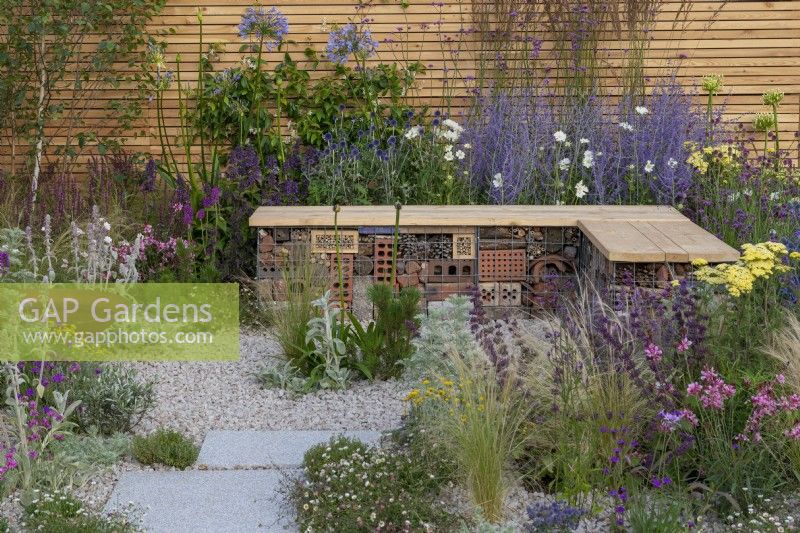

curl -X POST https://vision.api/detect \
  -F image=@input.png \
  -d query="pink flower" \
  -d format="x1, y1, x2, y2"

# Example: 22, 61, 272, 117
786, 424, 800, 441
677, 337, 693, 352
738, 375, 800, 443
644, 343, 663, 363
687, 367, 735, 410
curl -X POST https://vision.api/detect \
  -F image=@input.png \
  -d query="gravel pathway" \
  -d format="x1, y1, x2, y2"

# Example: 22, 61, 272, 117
0, 329, 410, 529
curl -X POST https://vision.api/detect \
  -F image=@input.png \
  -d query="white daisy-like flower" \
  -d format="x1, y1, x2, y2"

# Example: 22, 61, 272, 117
444, 151, 454, 162
439, 129, 460, 142
575, 180, 589, 199
644, 160, 655, 173
455, 150, 465, 160
404, 126, 422, 140
769, 191, 780, 201
667, 157, 678, 169
103, 236, 113, 244
619, 122, 634, 132
564, 140, 572, 148
462, 143, 471, 149
443, 118, 463, 133
579, 138, 590, 144
553, 130, 567, 143
582, 150, 594, 169
635, 106, 649, 115
558, 157, 571, 171
103, 221, 112, 231
492, 173, 503, 188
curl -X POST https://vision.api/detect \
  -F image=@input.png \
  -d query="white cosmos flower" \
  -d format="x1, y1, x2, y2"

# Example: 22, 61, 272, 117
635, 106, 649, 115
644, 160, 655, 173
444, 151, 454, 162
579, 138, 590, 144
619, 122, 634, 132
553, 130, 567, 143
462, 143, 471, 149
575, 180, 589, 199
582, 150, 594, 169
455, 150, 465, 160
558, 157, 571, 171
438, 129, 460, 142
667, 158, 678, 169
492, 173, 503, 188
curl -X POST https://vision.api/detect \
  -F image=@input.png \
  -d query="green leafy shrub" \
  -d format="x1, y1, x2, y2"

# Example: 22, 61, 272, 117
69, 365, 155, 435
292, 435, 447, 531
0, 516, 8, 533
23, 489, 140, 533
132, 430, 198, 470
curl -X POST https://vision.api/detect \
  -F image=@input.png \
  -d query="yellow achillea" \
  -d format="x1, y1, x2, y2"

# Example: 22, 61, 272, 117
693, 241, 795, 297
685, 142, 741, 178
404, 377, 455, 406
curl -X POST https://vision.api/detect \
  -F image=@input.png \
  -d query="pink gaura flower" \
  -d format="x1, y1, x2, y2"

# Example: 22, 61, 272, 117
737, 375, 800, 443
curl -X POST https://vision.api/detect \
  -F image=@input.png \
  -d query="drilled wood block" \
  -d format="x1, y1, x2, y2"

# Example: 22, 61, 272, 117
424, 282, 473, 302
497, 283, 522, 306
310, 230, 359, 254
479, 248, 526, 281
374, 237, 395, 283
452, 233, 476, 259
479, 282, 498, 306
420, 259, 475, 283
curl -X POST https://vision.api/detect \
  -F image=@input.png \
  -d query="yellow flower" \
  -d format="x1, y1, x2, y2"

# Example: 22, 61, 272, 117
692, 258, 709, 267
790, 252, 800, 260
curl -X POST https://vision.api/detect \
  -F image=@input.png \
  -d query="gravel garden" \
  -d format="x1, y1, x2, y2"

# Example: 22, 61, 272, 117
2, 1, 800, 532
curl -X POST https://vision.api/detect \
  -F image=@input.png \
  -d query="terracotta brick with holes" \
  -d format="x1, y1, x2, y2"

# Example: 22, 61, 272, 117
479, 248, 526, 281
327, 253, 354, 307
420, 259, 475, 283
374, 237, 395, 283
479, 282, 498, 306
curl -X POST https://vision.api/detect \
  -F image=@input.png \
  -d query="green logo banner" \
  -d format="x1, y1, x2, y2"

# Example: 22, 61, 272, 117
0, 284, 240, 361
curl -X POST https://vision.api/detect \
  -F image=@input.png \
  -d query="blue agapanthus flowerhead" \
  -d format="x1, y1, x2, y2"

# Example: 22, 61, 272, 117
238, 6, 289, 51
325, 23, 378, 65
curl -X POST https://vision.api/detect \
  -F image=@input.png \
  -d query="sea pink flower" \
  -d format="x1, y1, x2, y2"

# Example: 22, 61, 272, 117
687, 367, 735, 410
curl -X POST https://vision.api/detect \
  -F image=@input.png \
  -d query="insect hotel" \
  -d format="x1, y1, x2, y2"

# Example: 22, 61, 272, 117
249, 205, 739, 317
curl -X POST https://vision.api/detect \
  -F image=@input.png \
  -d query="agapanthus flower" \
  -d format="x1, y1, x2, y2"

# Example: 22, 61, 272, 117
238, 6, 289, 51
326, 23, 378, 65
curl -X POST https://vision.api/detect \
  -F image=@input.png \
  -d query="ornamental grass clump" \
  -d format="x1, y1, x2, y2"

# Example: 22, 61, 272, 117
292, 436, 446, 531
405, 353, 529, 523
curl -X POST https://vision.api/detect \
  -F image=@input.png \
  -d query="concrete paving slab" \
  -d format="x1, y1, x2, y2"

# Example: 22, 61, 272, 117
196, 430, 383, 469
105, 470, 298, 533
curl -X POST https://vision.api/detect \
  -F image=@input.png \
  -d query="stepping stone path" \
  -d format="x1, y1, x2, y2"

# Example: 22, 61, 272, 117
105, 430, 383, 533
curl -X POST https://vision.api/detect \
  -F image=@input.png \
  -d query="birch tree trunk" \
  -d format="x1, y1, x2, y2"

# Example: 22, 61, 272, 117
30, 37, 47, 212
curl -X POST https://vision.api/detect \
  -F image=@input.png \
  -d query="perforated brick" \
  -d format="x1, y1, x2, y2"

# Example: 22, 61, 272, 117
479, 282, 498, 306
497, 283, 522, 306
420, 259, 474, 283
327, 253, 354, 307
374, 237, 395, 283
479, 249, 526, 281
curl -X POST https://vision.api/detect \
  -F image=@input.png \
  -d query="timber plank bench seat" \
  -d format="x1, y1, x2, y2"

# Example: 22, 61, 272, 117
249, 205, 739, 314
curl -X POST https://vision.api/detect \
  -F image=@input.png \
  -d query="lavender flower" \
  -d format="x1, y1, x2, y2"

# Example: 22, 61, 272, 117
325, 23, 378, 65
238, 6, 288, 51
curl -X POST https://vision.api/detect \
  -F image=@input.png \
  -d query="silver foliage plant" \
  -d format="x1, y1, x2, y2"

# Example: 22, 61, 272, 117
0, 205, 143, 284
